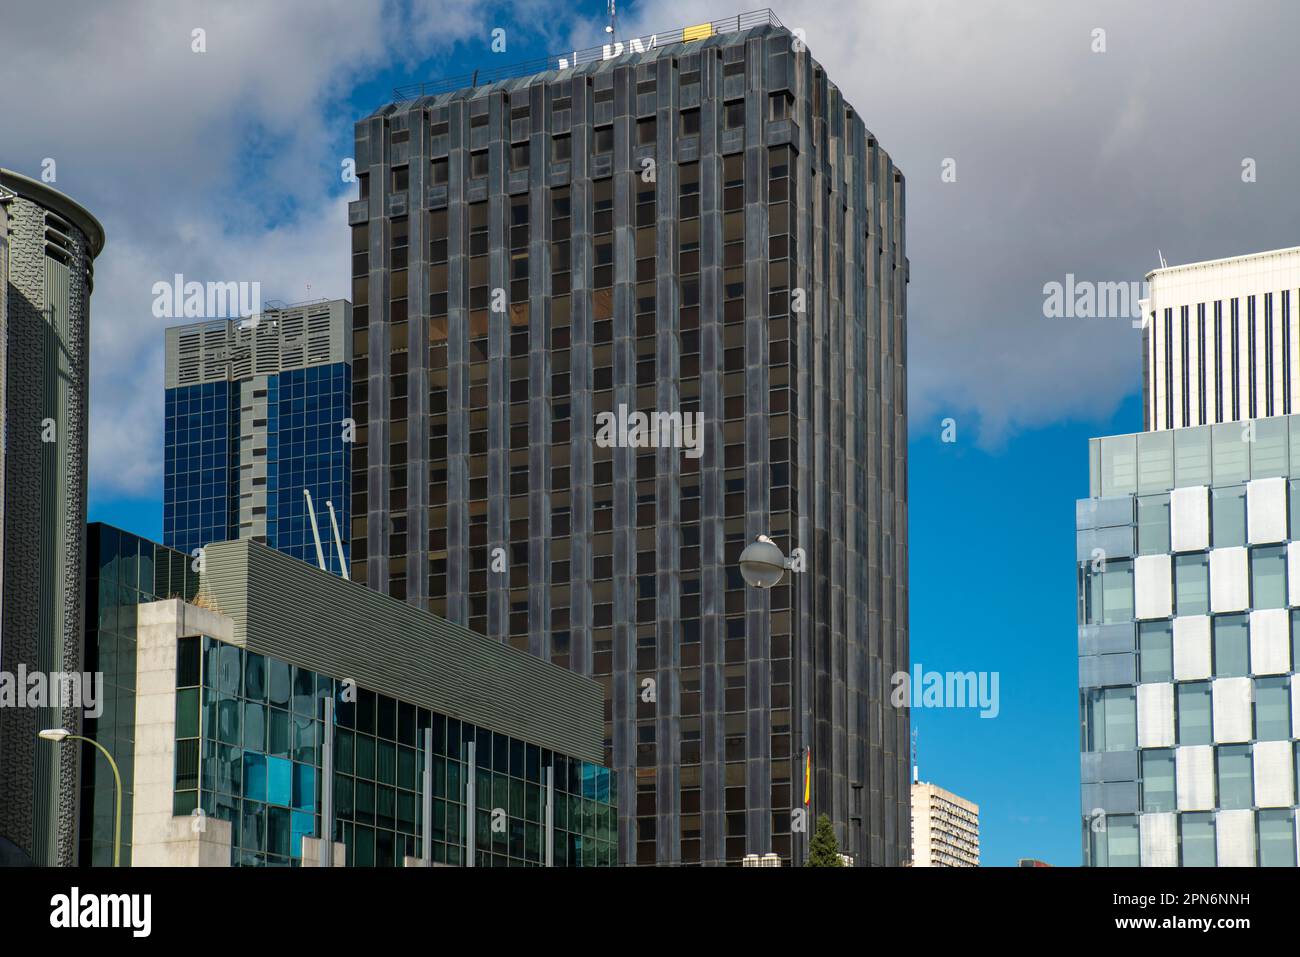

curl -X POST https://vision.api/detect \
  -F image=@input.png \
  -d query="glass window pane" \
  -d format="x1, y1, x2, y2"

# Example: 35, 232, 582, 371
244, 752, 268, 802
268, 708, 290, 758
1216, 745, 1252, 809
336, 729, 354, 775
176, 687, 200, 738
267, 755, 293, 806
355, 734, 376, 779
293, 713, 316, 764
1174, 552, 1208, 616
1100, 435, 1137, 497
377, 741, 397, 785
1251, 545, 1286, 609
242, 801, 266, 852
1141, 749, 1175, 812
1258, 810, 1297, 867
217, 697, 240, 746
216, 644, 241, 695
1174, 427, 1212, 487
243, 653, 266, 701
1103, 687, 1136, 751
1255, 677, 1290, 740
1180, 812, 1216, 866
293, 762, 317, 812
1213, 614, 1249, 677
268, 659, 291, 708
267, 806, 291, 858
243, 701, 266, 752
1177, 682, 1212, 745
1252, 416, 1288, 478
290, 810, 314, 859
1139, 620, 1173, 683
1212, 423, 1250, 485
1106, 815, 1139, 866
1101, 560, 1134, 624
1137, 494, 1171, 554
398, 746, 416, 790
1137, 431, 1174, 493
292, 667, 315, 714
1212, 486, 1246, 547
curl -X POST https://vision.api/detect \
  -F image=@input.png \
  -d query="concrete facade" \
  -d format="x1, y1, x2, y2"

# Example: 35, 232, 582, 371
131, 600, 234, 867
0, 169, 104, 866
910, 781, 980, 867
1141, 246, 1300, 431
351, 15, 908, 866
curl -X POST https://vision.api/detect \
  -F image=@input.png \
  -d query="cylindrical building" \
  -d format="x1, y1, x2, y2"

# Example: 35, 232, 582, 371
0, 168, 104, 866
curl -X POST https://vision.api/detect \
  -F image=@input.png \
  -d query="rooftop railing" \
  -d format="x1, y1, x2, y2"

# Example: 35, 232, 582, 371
389, 8, 785, 103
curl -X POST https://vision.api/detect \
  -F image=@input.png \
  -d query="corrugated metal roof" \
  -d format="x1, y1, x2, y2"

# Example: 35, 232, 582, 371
200, 539, 604, 763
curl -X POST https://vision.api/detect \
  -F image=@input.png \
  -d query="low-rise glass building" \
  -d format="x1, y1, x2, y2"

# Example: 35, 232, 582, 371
1077, 419, 1300, 866
84, 524, 615, 866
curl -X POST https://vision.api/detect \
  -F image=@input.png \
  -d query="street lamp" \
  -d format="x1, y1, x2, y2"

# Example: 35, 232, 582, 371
737, 534, 799, 864
738, 535, 791, 588
39, 729, 122, 867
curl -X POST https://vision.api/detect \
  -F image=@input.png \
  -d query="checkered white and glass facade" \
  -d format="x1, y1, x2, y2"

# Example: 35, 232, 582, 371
1078, 416, 1300, 866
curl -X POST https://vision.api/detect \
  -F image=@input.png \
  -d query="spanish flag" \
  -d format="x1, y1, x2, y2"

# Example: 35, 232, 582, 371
802, 746, 811, 806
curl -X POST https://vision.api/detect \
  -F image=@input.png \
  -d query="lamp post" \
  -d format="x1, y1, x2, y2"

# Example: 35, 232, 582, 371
39, 728, 121, 867
737, 535, 797, 864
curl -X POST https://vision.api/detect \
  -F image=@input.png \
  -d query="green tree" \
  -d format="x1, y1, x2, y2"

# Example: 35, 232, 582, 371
805, 813, 845, 867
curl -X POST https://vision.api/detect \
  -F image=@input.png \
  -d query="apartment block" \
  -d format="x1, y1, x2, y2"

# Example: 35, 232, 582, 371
910, 781, 979, 867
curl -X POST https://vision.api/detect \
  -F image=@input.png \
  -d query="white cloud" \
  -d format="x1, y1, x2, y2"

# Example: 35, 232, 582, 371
1, 0, 488, 498
616, 0, 1300, 446
7, 0, 1299, 512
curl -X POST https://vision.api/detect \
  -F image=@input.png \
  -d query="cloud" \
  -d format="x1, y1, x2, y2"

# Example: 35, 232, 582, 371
615, 0, 1300, 446
7, 0, 1299, 511
0, 0, 489, 498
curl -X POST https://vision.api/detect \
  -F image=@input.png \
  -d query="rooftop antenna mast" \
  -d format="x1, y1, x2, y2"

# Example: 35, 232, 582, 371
911, 728, 919, 784
1157, 249, 1167, 269
605, 0, 617, 42
303, 489, 329, 574
325, 499, 350, 581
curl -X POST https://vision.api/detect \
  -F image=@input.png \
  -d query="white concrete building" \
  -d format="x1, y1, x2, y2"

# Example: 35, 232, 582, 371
910, 781, 979, 867
1141, 246, 1300, 431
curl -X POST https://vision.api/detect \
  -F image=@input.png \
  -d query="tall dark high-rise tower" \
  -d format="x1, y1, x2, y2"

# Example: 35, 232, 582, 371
349, 11, 909, 866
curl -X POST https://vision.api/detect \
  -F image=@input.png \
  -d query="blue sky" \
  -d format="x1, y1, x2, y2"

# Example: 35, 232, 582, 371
11, 0, 1298, 867
908, 393, 1145, 865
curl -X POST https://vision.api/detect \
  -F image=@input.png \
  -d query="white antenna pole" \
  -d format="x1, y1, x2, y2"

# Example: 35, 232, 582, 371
606, 0, 617, 40
326, 500, 349, 581
303, 489, 328, 572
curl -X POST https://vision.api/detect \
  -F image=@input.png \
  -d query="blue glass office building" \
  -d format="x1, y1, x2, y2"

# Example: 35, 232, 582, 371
164, 379, 237, 564
163, 301, 352, 575
81, 526, 614, 867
